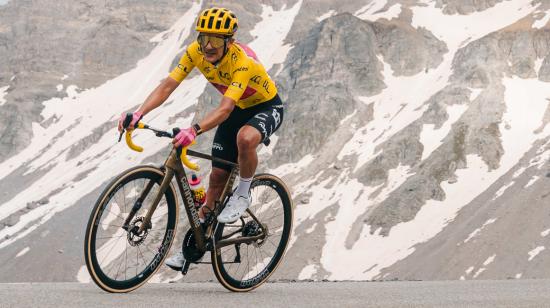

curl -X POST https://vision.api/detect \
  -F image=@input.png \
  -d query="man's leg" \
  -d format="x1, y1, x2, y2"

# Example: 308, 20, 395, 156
236, 125, 262, 178
199, 167, 229, 221
217, 125, 262, 223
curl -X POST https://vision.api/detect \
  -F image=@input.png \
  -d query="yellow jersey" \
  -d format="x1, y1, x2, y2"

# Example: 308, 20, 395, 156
169, 41, 278, 109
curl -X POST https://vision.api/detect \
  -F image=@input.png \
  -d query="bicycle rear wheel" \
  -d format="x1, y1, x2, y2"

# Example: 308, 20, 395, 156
211, 173, 293, 292
84, 166, 178, 293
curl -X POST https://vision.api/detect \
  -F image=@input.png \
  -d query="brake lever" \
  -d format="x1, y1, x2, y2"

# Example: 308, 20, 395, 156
118, 113, 133, 142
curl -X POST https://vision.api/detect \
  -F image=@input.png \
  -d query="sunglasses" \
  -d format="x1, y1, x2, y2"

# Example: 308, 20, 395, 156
197, 34, 228, 49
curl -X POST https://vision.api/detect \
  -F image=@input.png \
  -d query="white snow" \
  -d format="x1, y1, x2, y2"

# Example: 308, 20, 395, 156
483, 254, 496, 266
65, 85, 79, 98
0, 85, 9, 106
473, 267, 485, 278
298, 264, 318, 280
419, 104, 468, 161
411, 1, 538, 50
15, 247, 30, 258
492, 181, 515, 201
56, 84, 63, 92
355, 2, 402, 21
317, 10, 337, 22
513, 167, 527, 179
338, 55, 454, 172
463, 218, 497, 244
535, 57, 544, 74
339, 109, 357, 126
465, 266, 475, 275
515, 273, 523, 279
533, 11, 550, 29
525, 176, 540, 188
541, 229, 550, 237
249, 1, 303, 71
76, 265, 91, 283
305, 223, 317, 234
270, 154, 314, 177
61, 74, 69, 80
469, 88, 483, 102
0, 1, 306, 249
528, 246, 545, 261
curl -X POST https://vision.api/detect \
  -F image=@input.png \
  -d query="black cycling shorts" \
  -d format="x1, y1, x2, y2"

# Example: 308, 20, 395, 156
212, 94, 284, 171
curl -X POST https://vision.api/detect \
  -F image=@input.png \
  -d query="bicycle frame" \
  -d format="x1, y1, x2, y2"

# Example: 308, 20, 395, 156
120, 122, 268, 254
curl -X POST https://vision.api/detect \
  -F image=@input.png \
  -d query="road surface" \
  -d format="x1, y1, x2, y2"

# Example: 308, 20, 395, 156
2, 280, 550, 307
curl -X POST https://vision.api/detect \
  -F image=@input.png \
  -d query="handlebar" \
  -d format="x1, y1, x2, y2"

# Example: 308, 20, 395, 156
119, 115, 200, 171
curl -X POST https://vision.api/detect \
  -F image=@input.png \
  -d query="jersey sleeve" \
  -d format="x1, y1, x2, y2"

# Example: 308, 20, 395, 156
224, 64, 252, 102
169, 41, 199, 83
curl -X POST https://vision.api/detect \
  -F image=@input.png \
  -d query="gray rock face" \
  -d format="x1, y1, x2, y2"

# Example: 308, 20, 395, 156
435, 0, 505, 15
0, 0, 192, 162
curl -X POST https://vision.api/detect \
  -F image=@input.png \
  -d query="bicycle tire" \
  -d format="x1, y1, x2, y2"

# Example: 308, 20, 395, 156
84, 165, 178, 293
211, 173, 293, 292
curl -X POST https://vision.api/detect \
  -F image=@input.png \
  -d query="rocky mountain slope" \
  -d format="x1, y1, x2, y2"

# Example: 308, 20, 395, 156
0, 0, 549, 283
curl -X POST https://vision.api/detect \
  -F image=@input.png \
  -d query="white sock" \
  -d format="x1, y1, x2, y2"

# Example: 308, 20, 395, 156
235, 176, 253, 197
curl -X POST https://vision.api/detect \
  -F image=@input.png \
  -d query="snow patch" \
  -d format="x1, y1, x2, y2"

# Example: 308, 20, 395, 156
317, 10, 337, 22
483, 254, 496, 266
56, 84, 63, 92
66, 85, 79, 98
469, 88, 483, 101
305, 223, 317, 234
15, 247, 30, 258
270, 154, 314, 177
533, 11, 550, 29
525, 176, 540, 188
492, 181, 515, 201
420, 104, 468, 160
339, 109, 357, 125
355, 2, 401, 21
528, 246, 545, 261
535, 57, 544, 74
465, 266, 475, 275
298, 264, 318, 280
463, 218, 497, 244
0, 85, 9, 106
411, 1, 538, 50
541, 229, 550, 237
515, 273, 523, 279
61, 74, 69, 80
473, 267, 485, 278
249, 1, 303, 71
77, 265, 91, 283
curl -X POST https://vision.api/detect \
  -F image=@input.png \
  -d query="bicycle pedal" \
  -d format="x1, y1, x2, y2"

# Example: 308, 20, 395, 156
166, 264, 183, 271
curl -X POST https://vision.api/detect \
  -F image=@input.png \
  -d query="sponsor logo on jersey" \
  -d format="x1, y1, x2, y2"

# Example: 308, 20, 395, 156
233, 66, 248, 74
231, 81, 243, 89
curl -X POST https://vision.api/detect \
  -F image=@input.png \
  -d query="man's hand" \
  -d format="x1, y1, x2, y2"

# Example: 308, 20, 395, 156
172, 127, 197, 147
118, 111, 143, 132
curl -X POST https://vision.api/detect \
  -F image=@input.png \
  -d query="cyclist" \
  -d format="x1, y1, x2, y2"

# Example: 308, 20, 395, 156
117, 7, 284, 269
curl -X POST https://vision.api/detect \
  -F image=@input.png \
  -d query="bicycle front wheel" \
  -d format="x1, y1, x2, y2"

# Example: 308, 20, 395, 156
211, 173, 293, 292
84, 165, 178, 293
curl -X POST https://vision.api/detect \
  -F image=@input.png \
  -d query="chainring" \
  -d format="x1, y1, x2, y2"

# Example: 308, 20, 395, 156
182, 228, 206, 263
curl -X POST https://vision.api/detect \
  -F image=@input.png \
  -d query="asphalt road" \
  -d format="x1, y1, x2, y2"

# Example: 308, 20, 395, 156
2, 280, 550, 307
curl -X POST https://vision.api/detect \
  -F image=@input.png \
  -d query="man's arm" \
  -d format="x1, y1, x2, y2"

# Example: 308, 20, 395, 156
196, 96, 236, 133
136, 77, 180, 115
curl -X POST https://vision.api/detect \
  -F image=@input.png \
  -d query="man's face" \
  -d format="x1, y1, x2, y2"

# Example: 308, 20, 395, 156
198, 33, 230, 63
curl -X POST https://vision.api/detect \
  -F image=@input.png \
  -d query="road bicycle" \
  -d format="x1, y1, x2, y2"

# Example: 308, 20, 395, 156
84, 116, 293, 293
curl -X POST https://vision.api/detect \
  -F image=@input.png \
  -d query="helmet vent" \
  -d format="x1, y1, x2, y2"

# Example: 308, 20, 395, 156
208, 16, 214, 29
216, 19, 222, 30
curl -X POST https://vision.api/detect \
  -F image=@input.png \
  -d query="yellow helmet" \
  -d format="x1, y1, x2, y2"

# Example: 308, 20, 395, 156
195, 7, 238, 36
